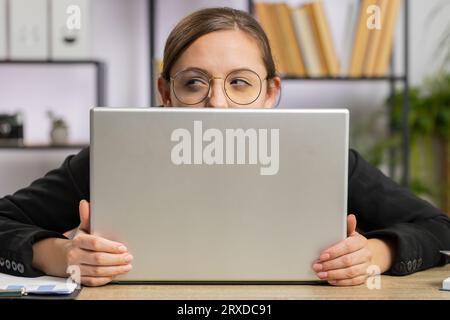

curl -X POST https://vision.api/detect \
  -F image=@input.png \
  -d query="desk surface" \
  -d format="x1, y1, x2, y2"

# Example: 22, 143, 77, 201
78, 265, 450, 300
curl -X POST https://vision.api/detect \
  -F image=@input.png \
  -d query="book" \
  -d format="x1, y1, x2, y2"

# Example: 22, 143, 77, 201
50, 0, 91, 60
274, 3, 305, 76
9, 0, 49, 60
363, 0, 389, 76
306, 1, 340, 76
291, 5, 324, 77
303, 3, 327, 76
0, 0, 6, 59
373, 0, 402, 76
266, 3, 292, 75
254, 2, 288, 75
341, 0, 360, 77
349, 0, 378, 77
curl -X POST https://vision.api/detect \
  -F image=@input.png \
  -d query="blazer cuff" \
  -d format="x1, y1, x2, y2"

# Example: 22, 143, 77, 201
0, 229, 67, 277
363, 224, 448, 276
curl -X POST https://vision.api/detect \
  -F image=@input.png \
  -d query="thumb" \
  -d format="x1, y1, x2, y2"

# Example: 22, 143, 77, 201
347, 214, 357, 236
79, 200, 91, 233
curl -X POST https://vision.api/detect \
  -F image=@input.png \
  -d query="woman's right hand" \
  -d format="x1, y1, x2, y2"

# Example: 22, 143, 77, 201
64, 200, 134, 286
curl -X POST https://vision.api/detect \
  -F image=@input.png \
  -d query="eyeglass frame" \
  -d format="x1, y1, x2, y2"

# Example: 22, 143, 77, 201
169, 68, 270, 106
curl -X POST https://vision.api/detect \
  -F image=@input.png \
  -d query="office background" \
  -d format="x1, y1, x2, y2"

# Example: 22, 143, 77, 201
0, 0, 449, 212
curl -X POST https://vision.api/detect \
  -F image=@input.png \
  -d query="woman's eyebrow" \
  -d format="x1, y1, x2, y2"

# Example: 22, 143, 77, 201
180, 67, 254, 75
180, 67, 211, 75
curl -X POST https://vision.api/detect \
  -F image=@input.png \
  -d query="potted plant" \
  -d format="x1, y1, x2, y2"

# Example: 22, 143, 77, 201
386, 72, 450, 211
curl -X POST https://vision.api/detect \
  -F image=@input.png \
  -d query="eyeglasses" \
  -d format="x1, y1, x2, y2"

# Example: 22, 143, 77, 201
170, 68, 267, 105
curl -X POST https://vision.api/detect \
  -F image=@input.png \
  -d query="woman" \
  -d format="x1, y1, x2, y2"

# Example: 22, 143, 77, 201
0, 7, 449, 287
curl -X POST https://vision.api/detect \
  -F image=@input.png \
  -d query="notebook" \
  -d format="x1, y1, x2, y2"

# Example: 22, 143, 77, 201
0, 273, 77, 297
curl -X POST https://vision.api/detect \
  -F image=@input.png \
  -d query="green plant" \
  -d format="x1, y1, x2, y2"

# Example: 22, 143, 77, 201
389, 73, 450, 140
386, 72, 450, 206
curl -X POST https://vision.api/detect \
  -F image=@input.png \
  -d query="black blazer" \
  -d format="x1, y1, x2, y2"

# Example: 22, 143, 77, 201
0, 147, 449, 277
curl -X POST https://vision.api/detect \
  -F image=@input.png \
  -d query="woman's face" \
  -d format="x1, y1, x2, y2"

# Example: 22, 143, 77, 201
158, 29, 281, 108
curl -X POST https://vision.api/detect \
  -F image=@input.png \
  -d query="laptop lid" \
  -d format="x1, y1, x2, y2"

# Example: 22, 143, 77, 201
90, 107, 348, 282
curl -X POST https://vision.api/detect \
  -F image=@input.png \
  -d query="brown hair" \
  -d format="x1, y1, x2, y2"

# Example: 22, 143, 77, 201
161, 7, 277, 81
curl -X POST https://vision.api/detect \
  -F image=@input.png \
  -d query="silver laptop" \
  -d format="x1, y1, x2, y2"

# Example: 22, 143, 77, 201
90, 107, 349, 282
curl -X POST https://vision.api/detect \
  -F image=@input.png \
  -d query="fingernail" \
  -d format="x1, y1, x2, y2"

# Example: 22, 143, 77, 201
124, 254, 133, 263
328, 280, 337, 285
319, 253, 330, 261
317, 272, 328, 279
118, 245, 127, 252
312, 263, 323, 272
123, 264, 132, 271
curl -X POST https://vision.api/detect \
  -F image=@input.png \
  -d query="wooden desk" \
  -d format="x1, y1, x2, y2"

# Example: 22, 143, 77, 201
78, 265, 450, 300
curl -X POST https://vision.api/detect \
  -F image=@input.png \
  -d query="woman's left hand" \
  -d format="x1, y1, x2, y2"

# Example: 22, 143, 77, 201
312, 214, 374, 286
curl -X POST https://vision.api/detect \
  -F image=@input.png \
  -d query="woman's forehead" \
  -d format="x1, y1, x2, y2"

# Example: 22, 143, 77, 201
171, 30, 266, 76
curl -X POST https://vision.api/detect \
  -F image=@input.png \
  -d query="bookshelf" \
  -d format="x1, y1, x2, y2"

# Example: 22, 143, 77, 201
0, 60, 107, 107
148, 0, 411, 187
0, 144, 88, 150
0, 60, 106, 150
281, 76, 406, 81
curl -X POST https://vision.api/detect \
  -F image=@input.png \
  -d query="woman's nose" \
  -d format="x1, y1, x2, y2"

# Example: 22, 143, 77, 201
205, 80, 229, 108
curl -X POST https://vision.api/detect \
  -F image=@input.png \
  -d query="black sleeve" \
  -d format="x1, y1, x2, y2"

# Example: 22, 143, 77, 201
0, 147, 90, 277
1, 147, 448, 277
348, 149, 450, 275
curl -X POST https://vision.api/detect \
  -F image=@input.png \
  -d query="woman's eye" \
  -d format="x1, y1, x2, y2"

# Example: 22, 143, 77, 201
185, 78, 208, 87
229, 79, 251, 86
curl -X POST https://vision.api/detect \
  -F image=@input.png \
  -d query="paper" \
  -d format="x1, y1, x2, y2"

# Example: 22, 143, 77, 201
0, 0, 6, 59
9, 0, 49, 60
438, 251, 450, 291
442, 277, 450, 291
0, 273, 77, 295
439, 250, 450, 257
